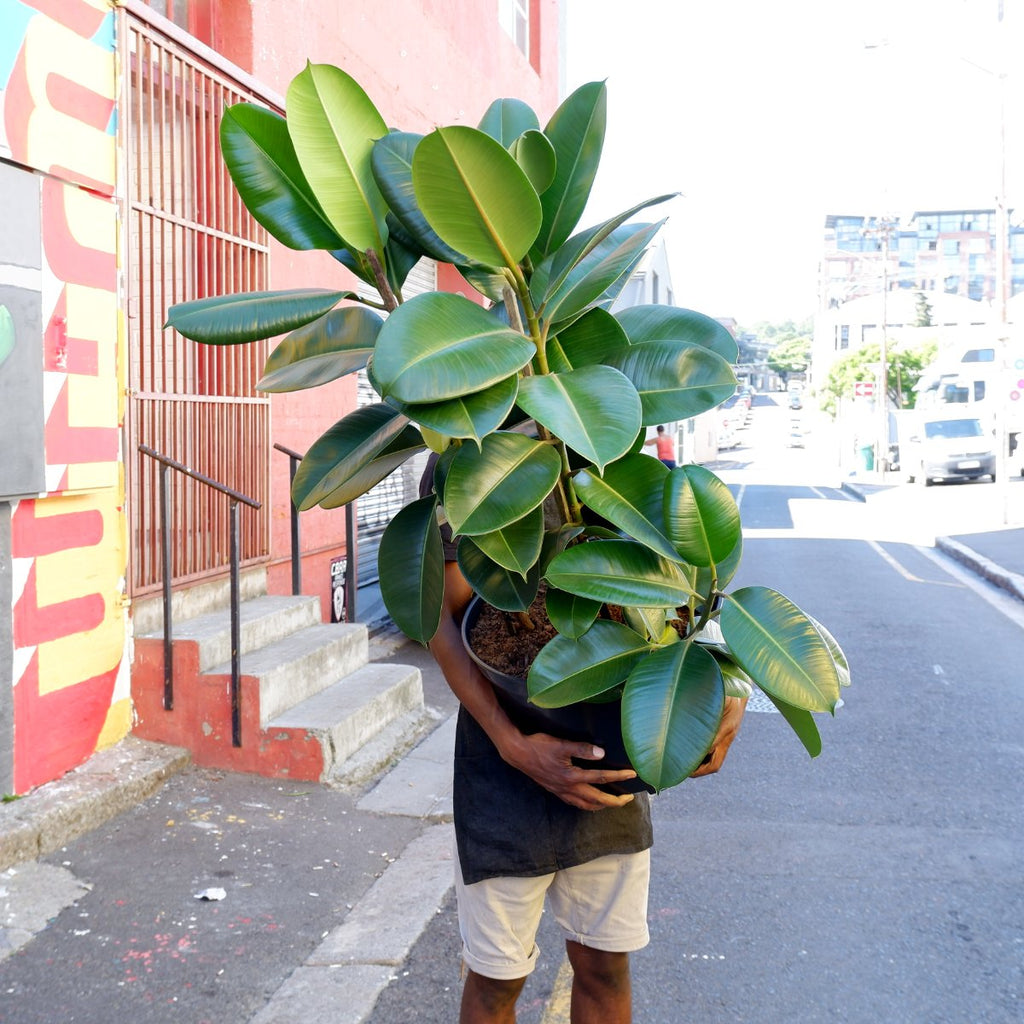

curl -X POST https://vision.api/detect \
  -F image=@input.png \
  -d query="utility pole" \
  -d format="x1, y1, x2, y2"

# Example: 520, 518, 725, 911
863, 216, 898, 473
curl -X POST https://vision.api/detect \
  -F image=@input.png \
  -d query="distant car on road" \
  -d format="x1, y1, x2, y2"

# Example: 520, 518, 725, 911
902, 415, 995, 485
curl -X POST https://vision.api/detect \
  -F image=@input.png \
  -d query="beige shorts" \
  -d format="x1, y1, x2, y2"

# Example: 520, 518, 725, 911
454, 846, 651, 980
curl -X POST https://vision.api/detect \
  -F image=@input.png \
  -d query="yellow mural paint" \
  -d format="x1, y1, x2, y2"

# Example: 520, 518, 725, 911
21, 16, 116, 188
66, 284, 118, 378
61, 182, 117, 257
95, 696, 133, 750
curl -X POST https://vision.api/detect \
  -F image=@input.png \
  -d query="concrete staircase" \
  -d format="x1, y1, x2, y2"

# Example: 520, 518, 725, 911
130, 569, 427, 783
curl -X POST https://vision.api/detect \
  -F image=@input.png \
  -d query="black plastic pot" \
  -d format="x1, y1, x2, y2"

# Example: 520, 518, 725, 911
460, 595, 653, 795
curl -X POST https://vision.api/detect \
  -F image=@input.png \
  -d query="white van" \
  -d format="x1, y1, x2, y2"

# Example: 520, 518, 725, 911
901, 415, 996, 486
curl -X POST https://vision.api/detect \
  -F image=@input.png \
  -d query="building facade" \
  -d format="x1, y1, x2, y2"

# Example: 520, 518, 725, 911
0, 0, 562, 795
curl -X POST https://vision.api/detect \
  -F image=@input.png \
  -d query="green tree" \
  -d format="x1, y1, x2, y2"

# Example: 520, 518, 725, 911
914, 292, 934, 327
818, 340, 938, 417
766, 332, 811, 378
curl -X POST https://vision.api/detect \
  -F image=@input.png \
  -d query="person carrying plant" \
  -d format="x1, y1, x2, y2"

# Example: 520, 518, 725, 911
424, 462, 746, 1024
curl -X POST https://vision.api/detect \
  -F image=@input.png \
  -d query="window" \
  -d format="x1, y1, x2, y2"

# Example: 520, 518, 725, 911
651, 269, 660, 304
499, 0, 530, 57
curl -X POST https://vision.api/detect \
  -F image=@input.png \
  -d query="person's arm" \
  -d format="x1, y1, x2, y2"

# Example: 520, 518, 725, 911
429, 561, 638, 811
690, 695, 747, 777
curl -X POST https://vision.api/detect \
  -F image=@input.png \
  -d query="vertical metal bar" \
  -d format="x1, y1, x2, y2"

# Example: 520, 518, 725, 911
160, 463, 174, 709
289, 455, 301, 595
230, 499, 242, 747
345, 502, 357, 622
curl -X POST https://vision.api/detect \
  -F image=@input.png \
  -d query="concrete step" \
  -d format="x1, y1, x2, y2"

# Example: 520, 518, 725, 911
145, 593, 323, 673
205, 622, 368, 726
266, 661, 424, 779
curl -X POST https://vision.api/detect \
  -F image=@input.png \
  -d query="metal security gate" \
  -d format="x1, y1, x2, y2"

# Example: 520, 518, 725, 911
120, 6, 275, 595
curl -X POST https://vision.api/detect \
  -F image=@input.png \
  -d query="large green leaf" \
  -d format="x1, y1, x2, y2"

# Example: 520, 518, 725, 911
468, 505, 544, 578
546, 307, 631, 373
616, 305, 740, 364
318, 425, 424, 509
517, 366, 641, 472
527, 620, 651, 707
719, 587, 842, 712
455, 536, 540, 612
220, 103, 345, 251
663, 464, 741, 568
510, 130, 557, 194
531, 195, 675, 308
694, 531, 743, 594
371, 133, 467, 265
258, 306, 382, 392
378, 495, 444, 642
572, 455, 678, 560
286, 63, 389, 254
372, 293, 535, 403
477, 97, 540, 145
444, 432, 562, 536
545, 588, 602, 639
622, 641, 724, 791
165, 289, 349, 344
537, 221, 665, 328
808, 614, 852, 687
606, 340, 738, 425
531, 81, 606, 260
764, 691, 822, 757
413, 126, 541, 267
291, 403, 408, 510
545, 539, 695, 608
387, 376, 518, 445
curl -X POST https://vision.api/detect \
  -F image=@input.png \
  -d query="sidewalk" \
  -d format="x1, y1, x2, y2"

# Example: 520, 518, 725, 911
2, 498, 1023, 1022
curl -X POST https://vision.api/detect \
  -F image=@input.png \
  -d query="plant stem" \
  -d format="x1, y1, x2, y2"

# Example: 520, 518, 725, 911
366, 249, 400, 311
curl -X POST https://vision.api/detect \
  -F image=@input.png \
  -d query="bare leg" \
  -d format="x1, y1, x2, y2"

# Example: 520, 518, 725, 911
460, 969, 527, 1024
566, 941, 632, 1024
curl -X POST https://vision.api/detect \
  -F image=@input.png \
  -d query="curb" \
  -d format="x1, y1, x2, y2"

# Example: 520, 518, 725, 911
935, 536, 1024, 603
0, 737, 190, 873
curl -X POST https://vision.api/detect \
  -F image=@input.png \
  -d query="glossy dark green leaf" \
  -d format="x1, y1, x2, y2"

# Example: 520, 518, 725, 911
527, 620, 651, 707
468, 505, 544, 578
455, 536, 540, 612
763, 690, 823, 757
701, 644, 755, 699
622, 641, 724, 790
545, 539, 695, 608
538, 221, 665, 328
663, 464, 741, 568
531, 81, 606, 260
720, 587, 842, 712
510, 130, 557, 194
387, 376, 519, 445
165, 290, 349, 344
371, 133, 468, 265
477, 97, 540, 145
257, 306, 383, 392
378, 495, 444, 642
694, 531, 743, 594
531, 195, 675, 307
517, 366, 641, 472
809, 615, 851, 687
291, 403, 408, 510
616, 305, 740, 364
544, 588, 602, 639
413, 126, 541, 267
572, 455, 678, 560
318, 425, 424, 509
444, 432, 562, 536
286, 62, 389, 254
546, 307, 631, 373
606, 340, 738, 425
372, 292, 535, 404
220, 103, 345, 251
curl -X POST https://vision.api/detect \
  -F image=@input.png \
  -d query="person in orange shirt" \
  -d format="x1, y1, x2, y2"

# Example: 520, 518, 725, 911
644, 424, 676, 468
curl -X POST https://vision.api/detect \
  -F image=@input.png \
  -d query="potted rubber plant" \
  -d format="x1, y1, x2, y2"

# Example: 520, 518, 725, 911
166, 63, 850, 792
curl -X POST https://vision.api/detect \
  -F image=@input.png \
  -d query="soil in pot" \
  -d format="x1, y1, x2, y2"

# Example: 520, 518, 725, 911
463, 589, 653, 795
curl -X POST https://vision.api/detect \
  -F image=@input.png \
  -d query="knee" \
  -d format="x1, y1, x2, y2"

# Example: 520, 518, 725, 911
463, 969, 527, 1015
566, 942, 631, 995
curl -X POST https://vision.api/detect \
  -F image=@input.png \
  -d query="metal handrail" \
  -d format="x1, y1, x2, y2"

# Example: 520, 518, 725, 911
138, 444, 261, 747
273, 443, 357, 620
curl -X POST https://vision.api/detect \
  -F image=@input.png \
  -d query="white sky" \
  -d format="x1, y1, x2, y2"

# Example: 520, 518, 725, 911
564, 0, 1024, 326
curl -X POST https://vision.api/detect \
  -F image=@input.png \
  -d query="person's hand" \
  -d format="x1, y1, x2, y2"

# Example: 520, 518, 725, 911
691, 696, 748, 778
499, 730, 638, 811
